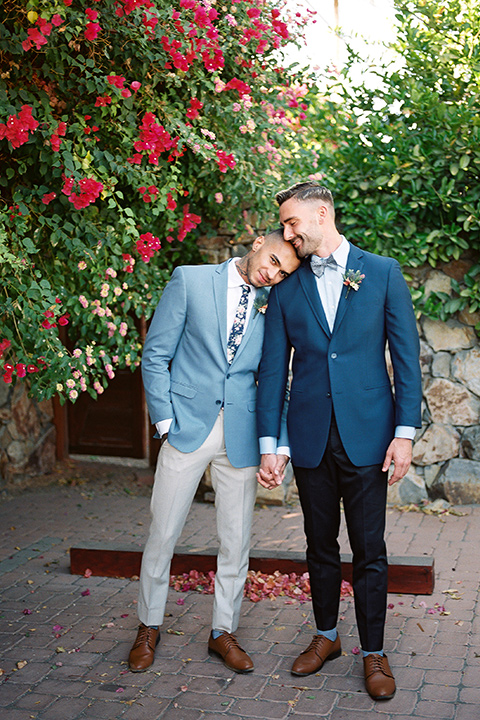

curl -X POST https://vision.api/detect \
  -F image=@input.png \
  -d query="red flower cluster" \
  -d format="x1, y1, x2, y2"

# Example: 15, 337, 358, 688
136, 232, 161, 262
41, 304, 70, 330
94, 95, 112, 107
85, 22, 101, 41
62, 175, 104, 209
186, 97, 203, 120
122, 253, 135, 273
177, 204, 201, 242
133, 112, 181, 165
215, 150, 236, 173
223, 78, 252, 96
42, 192, 57, 205
50, 121, 66, 152
3, 361, 43, 384
138, 185, 159, 203
0, 105, 39, 149
0, 339, 11, 358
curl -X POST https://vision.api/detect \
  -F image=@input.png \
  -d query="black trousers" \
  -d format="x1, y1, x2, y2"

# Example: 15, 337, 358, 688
293, 415, 388, 651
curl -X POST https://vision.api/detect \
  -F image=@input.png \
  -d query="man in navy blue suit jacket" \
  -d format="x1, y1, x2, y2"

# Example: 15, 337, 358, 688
256, 181, 422, 701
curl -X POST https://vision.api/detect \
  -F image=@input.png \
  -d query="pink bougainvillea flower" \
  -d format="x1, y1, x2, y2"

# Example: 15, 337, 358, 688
22, 609, 32, 615
166, 192, 176, 210
351, 646, 361, 655
0, 339, 12, 357
15, 364, 27, 378
51, 14, 64, 27
131, 81, 141, 92
94, 95, 111, 107
186, 97, 203, 120
27, 365, 39, 373
0, 105, 39, 149
85, 22, 101, 41
81, 589, 90, 597
85, 8, 99, 21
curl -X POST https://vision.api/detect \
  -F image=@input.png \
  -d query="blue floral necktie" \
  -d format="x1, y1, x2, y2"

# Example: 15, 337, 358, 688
227, 284, 250, 364
311, 254, 338, 277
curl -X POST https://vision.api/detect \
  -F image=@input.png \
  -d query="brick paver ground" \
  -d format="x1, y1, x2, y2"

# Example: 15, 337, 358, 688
0, 461, 479, 719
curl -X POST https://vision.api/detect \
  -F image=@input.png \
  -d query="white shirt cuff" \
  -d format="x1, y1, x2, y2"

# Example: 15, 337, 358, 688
395, 425, 416, 440
156, 419, 172, 436
259, 436, 277, 455
276, 445, 291, 458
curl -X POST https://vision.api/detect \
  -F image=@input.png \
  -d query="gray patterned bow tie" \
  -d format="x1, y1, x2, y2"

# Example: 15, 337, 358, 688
311, 254, 338, 278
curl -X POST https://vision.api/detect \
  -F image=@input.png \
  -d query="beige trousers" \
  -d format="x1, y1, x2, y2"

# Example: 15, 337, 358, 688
137, 410, 258, 632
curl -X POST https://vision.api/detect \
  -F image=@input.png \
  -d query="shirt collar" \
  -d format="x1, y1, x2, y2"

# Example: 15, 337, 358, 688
331, 236, 349, 271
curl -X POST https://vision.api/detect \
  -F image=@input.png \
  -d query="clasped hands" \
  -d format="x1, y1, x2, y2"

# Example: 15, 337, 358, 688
256, 453, 290, 490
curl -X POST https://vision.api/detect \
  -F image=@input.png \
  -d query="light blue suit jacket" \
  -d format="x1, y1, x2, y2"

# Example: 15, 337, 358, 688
142, 261, 285, 468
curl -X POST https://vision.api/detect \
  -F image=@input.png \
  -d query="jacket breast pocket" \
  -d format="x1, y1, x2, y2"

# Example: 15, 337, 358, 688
170, 380, 197, 398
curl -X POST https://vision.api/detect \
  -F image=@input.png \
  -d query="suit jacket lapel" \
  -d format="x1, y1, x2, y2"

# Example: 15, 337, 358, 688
299, 262, 331, 338
212, 262, 229, 362
230, 287, 270, 364
333, 244, 365, 334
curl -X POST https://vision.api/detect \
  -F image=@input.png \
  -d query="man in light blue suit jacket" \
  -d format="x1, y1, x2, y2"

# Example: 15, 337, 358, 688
128, 229, 299, 674
257, 182, 422, 700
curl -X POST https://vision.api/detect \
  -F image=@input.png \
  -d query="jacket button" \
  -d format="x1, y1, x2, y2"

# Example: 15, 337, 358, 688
226, 374, 230, 379
331, 352, 337, 359
216, 400, 221, 405
326, 392, 331, 398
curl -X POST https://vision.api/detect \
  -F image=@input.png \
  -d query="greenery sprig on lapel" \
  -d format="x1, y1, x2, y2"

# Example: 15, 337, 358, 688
253, 290, 269, 315
342, 269, 365, 297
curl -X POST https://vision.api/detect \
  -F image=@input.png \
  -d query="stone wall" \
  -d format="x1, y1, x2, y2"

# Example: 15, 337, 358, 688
0, 381, 56, 488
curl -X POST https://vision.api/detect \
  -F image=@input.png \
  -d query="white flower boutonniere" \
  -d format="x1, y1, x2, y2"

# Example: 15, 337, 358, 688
253, 290, 269, 315
342, 269, 365, 297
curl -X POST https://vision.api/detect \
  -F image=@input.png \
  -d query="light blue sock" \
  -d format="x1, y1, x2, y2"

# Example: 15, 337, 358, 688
212, 629, 223, 639
362, 649, 384, 657
316, 628, 337, 642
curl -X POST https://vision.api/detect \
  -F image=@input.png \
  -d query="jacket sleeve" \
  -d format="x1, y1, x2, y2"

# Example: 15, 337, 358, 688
385, 261, 423, 428
257, 285, 292, 440
141, 267, 187, 425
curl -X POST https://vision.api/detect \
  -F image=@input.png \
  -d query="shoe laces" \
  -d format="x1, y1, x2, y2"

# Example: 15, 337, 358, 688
365, 653, 391, 678
218, 632, 244, 653
134, 624, 157, 650
302, 634, 330, 656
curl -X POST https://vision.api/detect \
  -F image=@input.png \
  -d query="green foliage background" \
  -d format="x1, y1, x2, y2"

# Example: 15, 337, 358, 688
305, 0, 480, 324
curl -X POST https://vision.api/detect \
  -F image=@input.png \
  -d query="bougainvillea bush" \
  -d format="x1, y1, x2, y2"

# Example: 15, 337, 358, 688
0, 0, 316, 401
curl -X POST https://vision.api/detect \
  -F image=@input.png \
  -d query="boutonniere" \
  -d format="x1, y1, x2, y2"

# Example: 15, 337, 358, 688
342, 269, 365, 297
253, 290, 269, 315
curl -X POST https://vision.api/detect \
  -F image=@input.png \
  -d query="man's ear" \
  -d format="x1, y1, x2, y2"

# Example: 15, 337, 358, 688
251, 235, 265, 253
316, 203, 328, 223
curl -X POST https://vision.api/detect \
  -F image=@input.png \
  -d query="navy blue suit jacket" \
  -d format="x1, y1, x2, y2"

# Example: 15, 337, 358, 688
257, 243, 422, 468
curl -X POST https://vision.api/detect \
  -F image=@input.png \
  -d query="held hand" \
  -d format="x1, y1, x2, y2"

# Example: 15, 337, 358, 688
274, 454, 290, 484
257, 454, 281, 490
382, 438, 412, 485
160, 432, 168, 447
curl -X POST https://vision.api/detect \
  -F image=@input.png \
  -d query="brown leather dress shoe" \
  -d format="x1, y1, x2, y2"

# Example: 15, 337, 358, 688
208, 631, 254, 673
128, 623, 160, 672
291, 634, 342, 676
363, 653, 396, 700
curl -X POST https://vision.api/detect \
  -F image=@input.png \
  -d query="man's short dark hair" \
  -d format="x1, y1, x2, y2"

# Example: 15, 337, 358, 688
264, 227, 285, 244
276, 181, 334, 208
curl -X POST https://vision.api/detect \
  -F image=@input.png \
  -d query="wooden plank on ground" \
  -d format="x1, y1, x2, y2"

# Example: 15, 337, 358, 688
70, 544, 434, 594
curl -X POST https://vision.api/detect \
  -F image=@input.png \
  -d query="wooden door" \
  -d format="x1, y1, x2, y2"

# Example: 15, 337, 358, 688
67, 367, 147, 458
